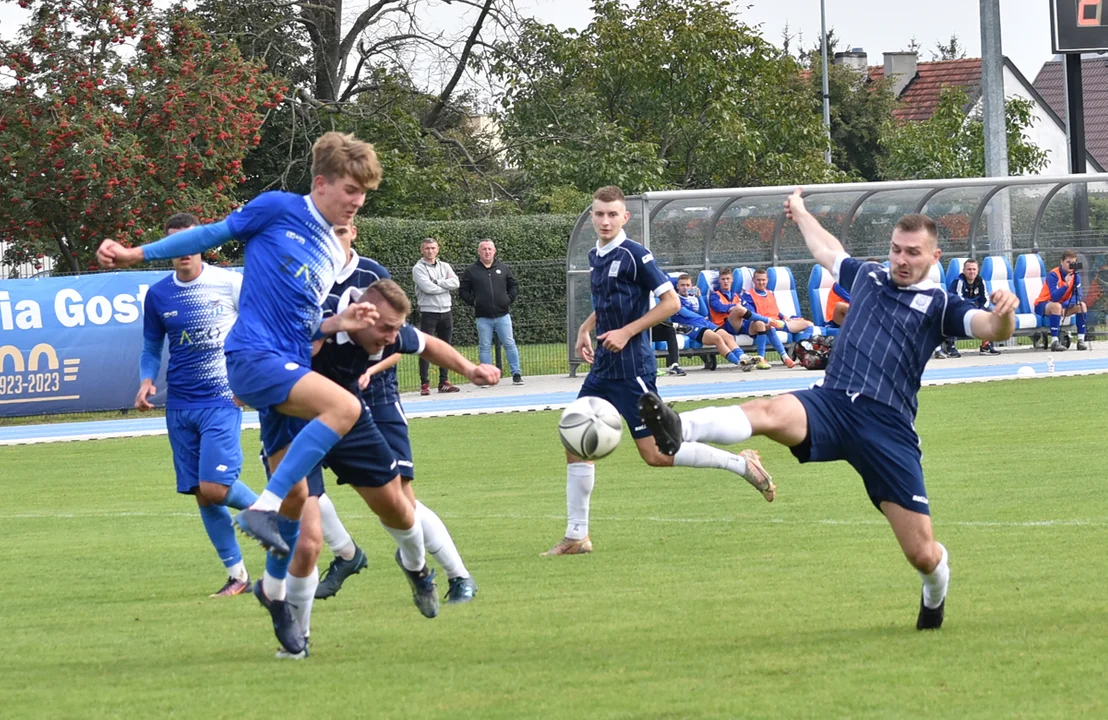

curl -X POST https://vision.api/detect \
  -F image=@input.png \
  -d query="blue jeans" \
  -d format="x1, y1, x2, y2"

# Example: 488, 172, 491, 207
476, 314, 521, 375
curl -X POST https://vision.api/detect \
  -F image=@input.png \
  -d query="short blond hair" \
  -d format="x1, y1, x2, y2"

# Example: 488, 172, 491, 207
364, 279, 411, 316
311, 132, 383, 191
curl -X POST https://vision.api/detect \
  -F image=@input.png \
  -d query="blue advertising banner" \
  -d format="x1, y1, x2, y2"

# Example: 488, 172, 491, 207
0, 271, 183, 417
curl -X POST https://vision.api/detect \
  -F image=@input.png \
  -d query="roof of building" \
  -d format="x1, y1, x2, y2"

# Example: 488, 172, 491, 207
1033, 57, 1108, 169
869, 58, 983, 122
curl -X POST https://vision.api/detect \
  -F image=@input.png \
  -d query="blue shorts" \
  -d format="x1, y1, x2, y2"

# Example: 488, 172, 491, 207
258, 444, 326, 498
371, 401, 414, 479
323, 407, 399, 488
578, 372, 656, 440
681, 326, 711, 344
166, 407, 243, 494
226, 349, 310, 410
1035, 300, 1077, 315
789, 385, 929, 515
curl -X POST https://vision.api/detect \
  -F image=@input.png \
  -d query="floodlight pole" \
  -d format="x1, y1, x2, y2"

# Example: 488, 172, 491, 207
980, 0, 1011, 254
820, 0, 832, 165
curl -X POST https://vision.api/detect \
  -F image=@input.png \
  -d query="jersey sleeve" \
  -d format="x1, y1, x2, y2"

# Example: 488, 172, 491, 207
634, 246, 674, 297
140, 289, 166, 381
223, 191, 286, 242
833, 254, 862, 289
228, 270, 243, 309
396, 323, 426, 355
941, 292, 985, 338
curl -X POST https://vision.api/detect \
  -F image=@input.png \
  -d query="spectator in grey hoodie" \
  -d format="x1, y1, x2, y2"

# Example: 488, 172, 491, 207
412, 237, 461, 395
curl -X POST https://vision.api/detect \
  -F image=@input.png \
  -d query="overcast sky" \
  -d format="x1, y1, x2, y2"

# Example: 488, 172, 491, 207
0, 0, 1064, 82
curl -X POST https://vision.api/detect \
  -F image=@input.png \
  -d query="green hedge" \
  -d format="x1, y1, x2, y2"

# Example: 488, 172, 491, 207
353, 214, 578, 346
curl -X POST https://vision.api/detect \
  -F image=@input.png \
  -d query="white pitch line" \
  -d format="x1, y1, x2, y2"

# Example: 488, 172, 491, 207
0, 510, 1099, 529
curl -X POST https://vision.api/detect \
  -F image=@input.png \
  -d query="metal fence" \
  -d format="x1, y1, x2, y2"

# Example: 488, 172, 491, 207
566, 175, 1108, 372
0, 240, 56, 280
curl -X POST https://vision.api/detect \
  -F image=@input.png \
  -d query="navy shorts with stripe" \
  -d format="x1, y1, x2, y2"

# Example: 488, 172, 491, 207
789, 385, 930, 515
323, 407, 399, 488
578, 372, 656, 440
166, 407, 243, 494
256, 408, 325, 497
370, 402, 414, 479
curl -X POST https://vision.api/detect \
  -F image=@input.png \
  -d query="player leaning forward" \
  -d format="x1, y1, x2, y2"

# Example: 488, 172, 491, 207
544, 186, 774, 557
639, 188, 1020, 629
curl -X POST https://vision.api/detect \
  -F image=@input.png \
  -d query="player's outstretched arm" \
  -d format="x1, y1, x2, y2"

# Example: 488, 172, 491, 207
97, 221, 235, 269
419, 336, 501, 387
598, 290, 680, 353
784, 188, 844, 271
970, 289, 1018, 341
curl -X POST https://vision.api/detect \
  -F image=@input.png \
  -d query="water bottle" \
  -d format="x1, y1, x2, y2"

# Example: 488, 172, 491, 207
1047, 355, 1055, 374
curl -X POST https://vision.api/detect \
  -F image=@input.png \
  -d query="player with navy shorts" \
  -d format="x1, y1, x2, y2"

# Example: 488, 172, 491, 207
639, 188, 1021, 630
98, 132, 384, 657
543, 186, 776, 557
137, 212, 258, 598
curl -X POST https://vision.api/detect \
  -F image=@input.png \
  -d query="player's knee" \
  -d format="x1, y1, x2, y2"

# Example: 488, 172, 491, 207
196, 482, 229, 506
642, 450, 672, 468
751, 321, 766, 333
328, 393, 362, 434
281, 482, 308, 515
293, 530, 322, 565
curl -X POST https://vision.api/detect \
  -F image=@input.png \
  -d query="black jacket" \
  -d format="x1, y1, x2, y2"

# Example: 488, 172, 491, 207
459, 259, 518, 318
952, 273, 989, 309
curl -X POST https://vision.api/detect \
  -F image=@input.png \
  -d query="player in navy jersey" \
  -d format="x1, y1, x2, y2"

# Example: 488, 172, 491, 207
543, 186, 777, 557
639, 188, 1020, 629
98, 133, 383, 656
137, 213, 259, 597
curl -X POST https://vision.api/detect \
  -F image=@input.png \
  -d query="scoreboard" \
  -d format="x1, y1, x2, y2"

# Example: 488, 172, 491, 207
1051, 0, 1108, 53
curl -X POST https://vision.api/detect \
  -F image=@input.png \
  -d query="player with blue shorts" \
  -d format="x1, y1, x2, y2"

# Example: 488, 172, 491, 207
98, 132, 384, 656
137, 212, 258, 598
639, 188, 1020, 630
544, 186, 775, 557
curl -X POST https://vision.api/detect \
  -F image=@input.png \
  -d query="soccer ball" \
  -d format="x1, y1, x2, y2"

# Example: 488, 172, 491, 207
558, 397, 623, 460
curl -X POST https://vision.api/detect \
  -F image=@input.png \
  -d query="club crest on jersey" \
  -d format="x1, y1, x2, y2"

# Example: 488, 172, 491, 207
285, 231, 307, 244
910, 294, 933, 314
608, 261, 621, 277
642, 253, 654, 264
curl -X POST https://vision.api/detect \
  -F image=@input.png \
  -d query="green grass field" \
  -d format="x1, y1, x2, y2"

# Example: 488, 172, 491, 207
2, 376, 1107, 718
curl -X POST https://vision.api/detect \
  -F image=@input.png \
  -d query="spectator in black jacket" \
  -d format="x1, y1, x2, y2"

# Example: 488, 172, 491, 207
939, 258, 999, 357
459, 239, 524, 385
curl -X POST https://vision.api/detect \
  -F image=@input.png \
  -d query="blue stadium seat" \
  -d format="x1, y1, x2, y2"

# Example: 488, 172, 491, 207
946, 257, 968, 292
766, 266, 810, 342
980, 255, 1039, 331
807, 264, 839, 332
1013, 253, 1076, 328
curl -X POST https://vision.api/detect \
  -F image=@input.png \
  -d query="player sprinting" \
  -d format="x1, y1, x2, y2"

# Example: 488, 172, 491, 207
97, 132, 383, 656
638, 188, 1020, 629
137, 212, 258, 597
543, 186, 774, 557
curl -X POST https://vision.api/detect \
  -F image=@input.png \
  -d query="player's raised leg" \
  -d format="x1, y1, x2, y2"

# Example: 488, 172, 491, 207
883, 503, 949, 630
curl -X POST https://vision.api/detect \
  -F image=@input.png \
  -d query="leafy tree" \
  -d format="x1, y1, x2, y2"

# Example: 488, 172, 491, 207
800, 33, 897, 180
878, 86, 1049, 180
932, 34, 967, 61
191, 0, 522, 214
0, 1, 279, 273
491, 0, 844, 204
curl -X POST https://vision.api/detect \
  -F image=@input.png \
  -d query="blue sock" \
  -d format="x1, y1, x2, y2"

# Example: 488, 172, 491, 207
265, 419, 342, 499
1076, 312, 1087, 335
1049, 313, 1061, 338
223, 480, 258, 510
793, 326, 814, 342
726, 349, 745, 365
767, 329, 788, 358
264, 517, 301, 580
198, 504, 242, 570
755, 334, 767, 357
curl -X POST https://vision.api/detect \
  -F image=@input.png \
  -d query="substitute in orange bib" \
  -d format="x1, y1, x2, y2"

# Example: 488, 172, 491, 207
1034, 250, 1088, 352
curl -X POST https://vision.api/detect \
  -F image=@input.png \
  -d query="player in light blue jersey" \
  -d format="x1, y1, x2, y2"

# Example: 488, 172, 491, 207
137, 213, 258, 598
544, 186, 775, 557
98, 133, 383, 656
640, 188, 1020, 630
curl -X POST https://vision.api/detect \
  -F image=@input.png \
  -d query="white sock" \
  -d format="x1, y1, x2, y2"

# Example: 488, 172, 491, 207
565, 462, 595, 541
680, 406, 753, 445
920, 543, 950, 609
382, 521, 426, 572
673, 442, 747, 476
318, 493, 356, 560
226, 560, 248, 582
252, 490, 283, 512
286, 567, 319, 638
1078, 333, 1086, 341
262, 570, 286, 602
417, 501, 468, 579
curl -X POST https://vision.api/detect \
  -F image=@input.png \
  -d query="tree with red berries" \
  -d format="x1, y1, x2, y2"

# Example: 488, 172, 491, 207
0, 1, 282, 273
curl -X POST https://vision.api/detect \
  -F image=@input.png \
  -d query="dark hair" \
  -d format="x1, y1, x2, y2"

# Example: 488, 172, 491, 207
364, 279, 411, 316
422, 237, 438, 246
164, 213, 199, 234
753, 268, 768, 276
1062, 249, 1078, 261
894, 213, 938, 238
593, 185, 625, 203
718, 267, 733, 278
964, 258, 979, 266
677, 273, 691, 282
